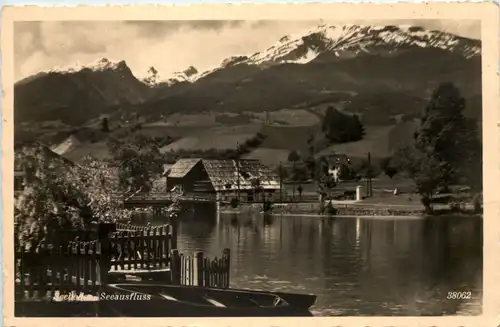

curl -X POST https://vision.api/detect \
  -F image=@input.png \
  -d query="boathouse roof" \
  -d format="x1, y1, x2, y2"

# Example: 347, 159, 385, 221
202, 159, 280, 191
167, 158, 201, 178
167, 158, 281, 191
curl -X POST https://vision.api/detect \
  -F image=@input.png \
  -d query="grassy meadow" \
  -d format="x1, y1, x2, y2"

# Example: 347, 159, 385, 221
34, 106, 418, 166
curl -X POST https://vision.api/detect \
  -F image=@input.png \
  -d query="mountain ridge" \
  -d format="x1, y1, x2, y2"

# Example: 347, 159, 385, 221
14, 24, 482, 130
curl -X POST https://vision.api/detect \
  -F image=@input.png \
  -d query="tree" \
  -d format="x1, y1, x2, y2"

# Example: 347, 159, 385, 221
348, 114, 365, 140
322, 106, 365, 143
380, 157, 398, 179
287, 150, 302, 183
304, 134, 317, 180
356, 159, 377, 179
319, 173, 336, 199
101, 117, 110, 133
416, 82, 478, 188
292, 163, 310, 182
107, 137, 163, 193
14, 144, 131, 247
287, 150, 301, 163
392, 82, 481, 213
392, 145, 446, 213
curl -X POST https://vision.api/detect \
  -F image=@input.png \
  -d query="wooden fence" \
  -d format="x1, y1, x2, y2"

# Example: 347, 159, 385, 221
15, 223, 232, 300
15, 240, 103, 300
171, 248, 231, 289
115, 222, 170, 232
116, 222, 177, 249
109, 226, 172, 272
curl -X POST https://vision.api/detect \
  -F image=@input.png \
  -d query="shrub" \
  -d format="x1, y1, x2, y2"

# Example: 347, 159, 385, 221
325, 201, 337, 215
230, 198, 239, 208
263, 200, 273, 213
15, 145, 132, 248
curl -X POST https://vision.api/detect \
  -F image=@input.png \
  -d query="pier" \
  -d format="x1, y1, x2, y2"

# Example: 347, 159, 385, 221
118, 192, 217, 208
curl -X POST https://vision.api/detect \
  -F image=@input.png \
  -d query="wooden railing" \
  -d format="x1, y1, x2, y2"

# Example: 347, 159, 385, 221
115, 222, 170, 232
117, 191, 323, 205
118, 192, 218, 203
15, 240, 102, 300
170, 249, 231, 289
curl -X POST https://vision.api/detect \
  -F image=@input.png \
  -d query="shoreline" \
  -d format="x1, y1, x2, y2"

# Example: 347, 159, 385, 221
220, 211, 424, 219
218, 203, 482, 218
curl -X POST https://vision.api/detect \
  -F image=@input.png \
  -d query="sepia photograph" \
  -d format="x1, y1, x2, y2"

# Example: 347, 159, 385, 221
2, 3, 499, 324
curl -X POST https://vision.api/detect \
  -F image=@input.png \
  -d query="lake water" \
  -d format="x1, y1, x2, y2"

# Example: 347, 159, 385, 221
151, 211, 482, 316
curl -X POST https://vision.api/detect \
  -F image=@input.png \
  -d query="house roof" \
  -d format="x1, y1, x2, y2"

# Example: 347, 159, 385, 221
202, 159, 280, 192
14, 142, 76, 171
162, 163, 174, 176
167, 158, 201, 178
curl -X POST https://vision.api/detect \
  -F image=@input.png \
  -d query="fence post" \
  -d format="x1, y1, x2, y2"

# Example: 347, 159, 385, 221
194, 251, 204, 287
170, 249, 181, 285
168, 222, 177, 252
17, 246, 25, 299
223, 248, 231, 289
94, 222, 116, 286
170, 215, 178, 250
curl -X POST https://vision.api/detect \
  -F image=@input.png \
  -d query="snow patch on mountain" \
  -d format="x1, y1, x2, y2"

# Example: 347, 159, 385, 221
183, 24, 479, 81
168, 65, 199, 84
48, 58, 128, 74
221, 56, 250, 68
143, 65, 201, 87
236, 24, 480, 67
30, 24, 480, 89
283, 48, 319, 64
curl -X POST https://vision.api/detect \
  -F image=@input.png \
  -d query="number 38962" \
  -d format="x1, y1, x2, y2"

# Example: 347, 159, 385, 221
447, 291, 472, 300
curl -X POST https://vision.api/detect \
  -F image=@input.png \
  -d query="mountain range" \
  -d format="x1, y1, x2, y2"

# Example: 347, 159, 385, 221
15, 24, 482, 134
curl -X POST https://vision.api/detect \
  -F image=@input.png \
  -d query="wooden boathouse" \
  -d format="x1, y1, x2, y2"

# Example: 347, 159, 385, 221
164, 158, 281, 201
120, 158, 281, 209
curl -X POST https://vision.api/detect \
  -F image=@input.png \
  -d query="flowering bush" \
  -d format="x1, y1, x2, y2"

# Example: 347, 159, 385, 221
15, 144, 132, 247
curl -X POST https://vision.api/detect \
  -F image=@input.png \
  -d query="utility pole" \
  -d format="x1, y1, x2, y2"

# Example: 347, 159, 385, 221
279, 161, 283, 204
367, 151, 373, 197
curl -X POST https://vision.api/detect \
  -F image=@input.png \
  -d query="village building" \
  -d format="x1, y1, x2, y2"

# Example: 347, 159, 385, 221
165, 158, 281, 202
322, 153, 351, 182
14, 142, 78, 194
324, 153, 350, 166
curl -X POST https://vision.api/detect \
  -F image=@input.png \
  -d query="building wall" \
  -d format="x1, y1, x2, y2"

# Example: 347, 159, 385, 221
193, 181, 216, 193
166, 161, 211, 193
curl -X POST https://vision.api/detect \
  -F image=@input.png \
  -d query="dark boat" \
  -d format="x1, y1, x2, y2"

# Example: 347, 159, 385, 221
98, 283, 316, 317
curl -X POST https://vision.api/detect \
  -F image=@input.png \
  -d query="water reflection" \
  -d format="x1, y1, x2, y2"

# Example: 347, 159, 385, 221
152, 211, 482, 316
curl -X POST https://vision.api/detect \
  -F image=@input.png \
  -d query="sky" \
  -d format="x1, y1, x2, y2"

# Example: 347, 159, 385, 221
14, 19, 480, 82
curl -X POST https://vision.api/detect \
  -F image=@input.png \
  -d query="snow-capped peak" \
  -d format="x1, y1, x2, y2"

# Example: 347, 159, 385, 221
233, 24, 481, 67
142, 66, 161, 86
143, 65, 201, 87
48, 58, 128, 74
166, 66, 200, 85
